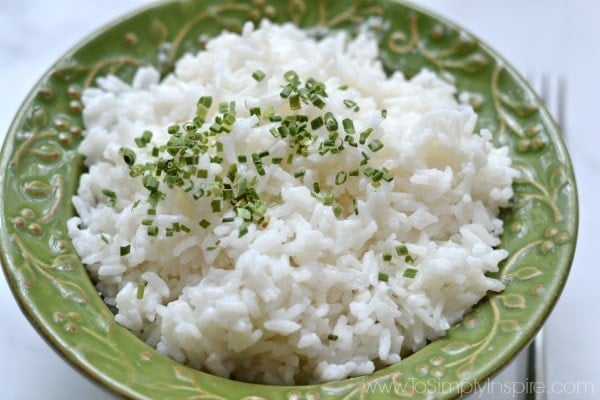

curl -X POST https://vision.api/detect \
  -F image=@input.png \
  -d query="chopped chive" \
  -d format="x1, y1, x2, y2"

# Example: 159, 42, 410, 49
349, 169, 359, 177
364, 167, 376, 177
199, 219, 211, 229
135, 130, 153, 147
405, 255, 414, 264
381, 168, 394, 182
324, 112, 338, 131
312, 182, 321, 193
102, 188, 116, 199
333, 205, 343, 218
182, 181, 193, 192
141, 219, 154, 226
193, 188, 205, 199
286, 154, 294, 164
294, 170, 305, 178
222, 217, 235, 223
142, 175, 159, 192
100, 234, 109, 244
381, 109, 388, 118
360, 151, 370, 166
136, 283, 145, 299
102, 188, 116, 198
289, 94, 301, 110
249, 107, 261, 117
263, 106, 275, 120
237, 207, 252, 221
327, 333, 338, 341
312, 97, 326, 109
338, 84, 348, 90
269, 127, 280, 137
280, 85, 293, 98
372, 169, 384, 182
368, 139, 384, 152
237, 154, 247, 163
378, 272, 389, 282
102, 189, 117, 207
252, 69, 266, 82
396, 244, 409, 256
314, 192, 333, 206
271, 156, 283, 164
227, 164, 237, 182
222, 189, 233, 200
238, 224, 249, 237
382, 252, 392, 262
132, 199, 141, 209
120, 244, 131, 256
180, 224, 191, 233
352, 198, 359, 215
211, 199, 221, 212
403, 268, 418, 278
218, 102, 229, 114
343, 99, 359, 112
311, 116, 324, 130
342, 118, 355, 135
198, 96, 213, 109
167, 124, 179, 135
197, 169, 208, 179
359, 128, 373, 145
147, 225, 158, 236
335, 171, 347, 185
147, 208, 157, 216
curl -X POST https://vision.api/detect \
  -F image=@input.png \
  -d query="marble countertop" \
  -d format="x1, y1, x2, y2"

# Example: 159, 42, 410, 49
1, 1, 597, 399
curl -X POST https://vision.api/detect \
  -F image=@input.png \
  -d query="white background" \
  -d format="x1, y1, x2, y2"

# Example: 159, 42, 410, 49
1, 1, 597, 399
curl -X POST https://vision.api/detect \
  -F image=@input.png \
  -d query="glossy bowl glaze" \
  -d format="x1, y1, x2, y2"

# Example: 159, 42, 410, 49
0, 0, 577, 399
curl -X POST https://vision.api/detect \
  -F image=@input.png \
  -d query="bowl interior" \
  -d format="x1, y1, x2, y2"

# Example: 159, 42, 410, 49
0, 0, 577, 399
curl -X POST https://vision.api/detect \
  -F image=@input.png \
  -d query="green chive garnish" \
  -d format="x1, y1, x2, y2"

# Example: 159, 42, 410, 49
136, 283, 145, 299
335, 171, 347, 185
368, 139, 384, 152
403, 268, 418, 278
120, 244, 131, 256
252, 69, 266, 82
238, 224, 249, 237
102, 189, 117, 207
396, 244, 409, 256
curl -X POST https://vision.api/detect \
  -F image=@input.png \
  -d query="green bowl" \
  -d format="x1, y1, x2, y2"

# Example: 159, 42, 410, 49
0, 0, 578, 399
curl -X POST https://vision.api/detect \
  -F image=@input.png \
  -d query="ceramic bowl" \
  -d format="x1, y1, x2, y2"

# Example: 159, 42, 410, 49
0, 0, 577, 399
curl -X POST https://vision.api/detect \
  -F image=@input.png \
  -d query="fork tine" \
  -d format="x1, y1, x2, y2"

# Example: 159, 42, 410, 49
528, 72, 567, 136
556, 76, 567, 134
524, 72, 567, 400
528, 74, 567, 134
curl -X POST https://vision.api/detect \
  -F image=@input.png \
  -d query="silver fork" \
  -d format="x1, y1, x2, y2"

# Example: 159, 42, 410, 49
525, 73, 567, 400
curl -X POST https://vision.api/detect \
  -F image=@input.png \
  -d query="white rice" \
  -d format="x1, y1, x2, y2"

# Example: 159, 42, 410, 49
67, 20, 516, 384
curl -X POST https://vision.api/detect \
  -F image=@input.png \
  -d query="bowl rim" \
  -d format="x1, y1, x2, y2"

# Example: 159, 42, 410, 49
0, 0, 579, 399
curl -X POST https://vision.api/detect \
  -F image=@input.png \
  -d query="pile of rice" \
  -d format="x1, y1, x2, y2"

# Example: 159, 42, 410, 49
67, 20, 516, 384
